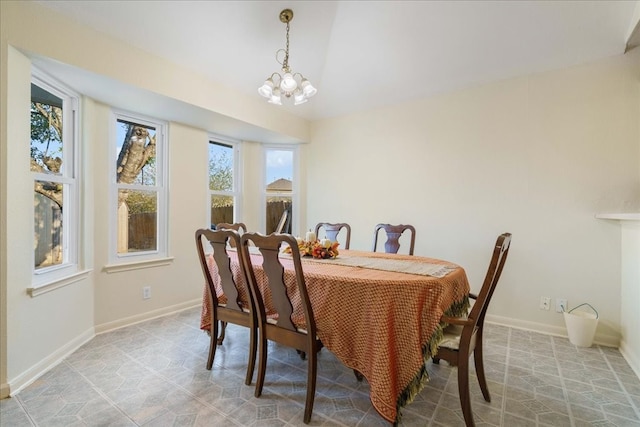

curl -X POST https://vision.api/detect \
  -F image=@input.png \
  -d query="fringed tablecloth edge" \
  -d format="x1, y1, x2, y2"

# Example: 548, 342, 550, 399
393, 295, 471, 426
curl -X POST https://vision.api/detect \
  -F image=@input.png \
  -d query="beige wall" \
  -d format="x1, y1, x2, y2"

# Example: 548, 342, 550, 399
89, 102, 209, 330
620, 221, 640, 377
239, 140, 265, 233
308, 50, 640, 348
0, 17, 6, 399
3, 46, 96, 394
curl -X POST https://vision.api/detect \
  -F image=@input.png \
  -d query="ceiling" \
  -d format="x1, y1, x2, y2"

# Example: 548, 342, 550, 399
35, 1, 638, 125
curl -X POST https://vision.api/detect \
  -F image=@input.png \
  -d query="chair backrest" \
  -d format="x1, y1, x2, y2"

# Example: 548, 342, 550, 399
240, 232, 316, 336
195, 228, 246, 312
216, 222, 247, 233
372, 223, 416, 255
468, 233, 512, 327
314, 222, 351, 250
216, 223, 247, 247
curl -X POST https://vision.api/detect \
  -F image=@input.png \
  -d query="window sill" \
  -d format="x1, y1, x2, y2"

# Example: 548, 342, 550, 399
103, 257, 175, 274
28, 269, 93, 297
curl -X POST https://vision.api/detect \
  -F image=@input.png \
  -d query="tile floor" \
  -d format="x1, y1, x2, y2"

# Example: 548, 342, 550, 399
1, 306, 640, 426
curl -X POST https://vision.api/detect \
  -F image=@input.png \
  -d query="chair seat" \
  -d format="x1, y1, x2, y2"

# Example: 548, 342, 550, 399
439, 324, 464, 350
266, 317, 309, 334
219, 302, 251, 314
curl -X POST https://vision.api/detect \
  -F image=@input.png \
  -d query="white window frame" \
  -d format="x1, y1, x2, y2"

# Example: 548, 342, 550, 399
107, 110, 169, 267
262, 144, 299, 234
208, 134, 242, 227
30, 69, 82, 290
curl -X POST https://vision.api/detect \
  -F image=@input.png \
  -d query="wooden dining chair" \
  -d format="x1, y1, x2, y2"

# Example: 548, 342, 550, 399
372, 223, 416, 255
216, 222, 247, 248
195, 228, 257, 386
432, 232, 512, 427
314, 222, 351, 249
216, 222, 247, 233
239, 232, 321, 424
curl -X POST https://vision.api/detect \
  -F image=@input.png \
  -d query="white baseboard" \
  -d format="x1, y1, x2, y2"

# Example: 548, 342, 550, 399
6, 304, 632, 399
485, 314, 621, 348
619, 339, 640, 380
94, 299, 201, 334
7, 300, 201, 398
8, 327, 95, 397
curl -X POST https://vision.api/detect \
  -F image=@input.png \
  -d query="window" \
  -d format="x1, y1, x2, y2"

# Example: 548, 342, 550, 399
110, 112, 167, 263
209, 138, 241, 228
264, 146, 297, 234
31, 71, 79, 285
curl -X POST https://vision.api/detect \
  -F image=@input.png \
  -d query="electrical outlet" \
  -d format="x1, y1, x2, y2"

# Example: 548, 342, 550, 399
539, 296, 550, 310
143, 286, 151, 300
556, 298, 567, 313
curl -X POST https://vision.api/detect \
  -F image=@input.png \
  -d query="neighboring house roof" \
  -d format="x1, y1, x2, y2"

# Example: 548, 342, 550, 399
267, 178, 292, 192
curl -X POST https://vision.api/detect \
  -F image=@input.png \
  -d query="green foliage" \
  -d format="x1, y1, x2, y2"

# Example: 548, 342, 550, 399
126, 191, 157, 214
209, 150, 232, 192
30, 102, 62, 170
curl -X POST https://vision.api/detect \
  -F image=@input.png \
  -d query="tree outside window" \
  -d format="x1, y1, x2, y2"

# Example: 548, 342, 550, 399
114, 117, 163, 255
209, 141, 237, 227
31, 81, 74, 270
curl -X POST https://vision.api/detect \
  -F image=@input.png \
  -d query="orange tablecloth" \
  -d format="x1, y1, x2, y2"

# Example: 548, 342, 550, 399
200, 249, 470, 424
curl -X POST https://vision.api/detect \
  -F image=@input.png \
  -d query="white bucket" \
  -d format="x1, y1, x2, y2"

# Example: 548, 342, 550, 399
563, 304, 598, 347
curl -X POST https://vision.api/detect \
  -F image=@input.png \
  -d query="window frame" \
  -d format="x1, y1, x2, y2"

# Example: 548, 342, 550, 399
262, 144, 299, 234
108, 110, 169, 266
30, 68, 81, 289
208, 135, 242, 227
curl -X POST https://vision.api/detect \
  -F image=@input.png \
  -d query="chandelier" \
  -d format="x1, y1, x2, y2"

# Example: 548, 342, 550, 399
258, 9, 317, 106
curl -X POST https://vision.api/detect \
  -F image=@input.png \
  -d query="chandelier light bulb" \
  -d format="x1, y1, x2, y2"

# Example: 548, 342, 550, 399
280, 73, 298, 93
294, 89, 308, 105
268, 88, 282, 105
258, 78, 274, 98
301, 79, 317, 98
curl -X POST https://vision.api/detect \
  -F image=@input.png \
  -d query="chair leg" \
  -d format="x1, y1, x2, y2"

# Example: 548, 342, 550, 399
245, 325, 257, 386
303, 345, 318, 424
457, 357, 474, 427
473, 341, 491, 402
297, 342, 323, 360
216, 321, 227, 345
255, 333, 268, 398
206, 319, 219, 370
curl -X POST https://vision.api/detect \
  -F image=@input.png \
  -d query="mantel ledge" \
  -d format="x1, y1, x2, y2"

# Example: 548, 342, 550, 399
595, 213, 640, 221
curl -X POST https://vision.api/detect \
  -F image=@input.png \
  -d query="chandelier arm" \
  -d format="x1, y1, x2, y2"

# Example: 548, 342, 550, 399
275, 49, 286, 66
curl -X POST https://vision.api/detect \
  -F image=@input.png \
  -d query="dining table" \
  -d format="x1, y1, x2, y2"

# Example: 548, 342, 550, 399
200, 247, 470, 424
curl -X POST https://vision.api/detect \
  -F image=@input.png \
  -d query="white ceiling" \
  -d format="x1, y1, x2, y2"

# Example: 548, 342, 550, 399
35, 0, 638, 123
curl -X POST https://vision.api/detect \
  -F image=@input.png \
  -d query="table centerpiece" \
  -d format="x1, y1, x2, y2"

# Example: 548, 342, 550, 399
284, 238, 340, 259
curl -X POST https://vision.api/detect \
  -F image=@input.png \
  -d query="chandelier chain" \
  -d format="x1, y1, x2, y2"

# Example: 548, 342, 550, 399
283, 21, 290, 72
